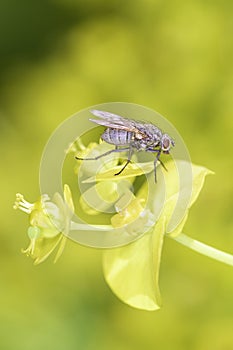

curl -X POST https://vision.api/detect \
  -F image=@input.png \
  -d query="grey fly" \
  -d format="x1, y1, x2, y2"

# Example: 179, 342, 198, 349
76, 110, 175, 182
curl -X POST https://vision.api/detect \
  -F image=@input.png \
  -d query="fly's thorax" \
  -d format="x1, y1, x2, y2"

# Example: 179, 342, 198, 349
138, 124, 163, 143
151, 127, 163, 142
131, 138, 152, 151
101, 128, 133, 145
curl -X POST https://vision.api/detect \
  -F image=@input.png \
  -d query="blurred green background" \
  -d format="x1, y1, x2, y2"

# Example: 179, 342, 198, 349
1, 0, 233, 349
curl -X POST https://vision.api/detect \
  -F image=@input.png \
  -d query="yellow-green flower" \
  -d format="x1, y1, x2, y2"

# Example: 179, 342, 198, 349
13, 185, 74, 265
14, 152, 233, 312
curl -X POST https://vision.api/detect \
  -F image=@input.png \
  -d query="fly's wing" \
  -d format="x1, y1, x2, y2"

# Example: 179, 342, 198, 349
89, 109, 147, 136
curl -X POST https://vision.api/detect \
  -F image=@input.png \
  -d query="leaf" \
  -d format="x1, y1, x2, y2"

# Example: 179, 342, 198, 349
103, 217, 165, 311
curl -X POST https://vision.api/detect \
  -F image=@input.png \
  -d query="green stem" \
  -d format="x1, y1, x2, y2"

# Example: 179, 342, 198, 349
171, 233, 233, 267
70, 221, 233, 267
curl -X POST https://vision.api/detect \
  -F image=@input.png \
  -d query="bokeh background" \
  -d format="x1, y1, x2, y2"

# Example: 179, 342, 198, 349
1, 0, 233, 349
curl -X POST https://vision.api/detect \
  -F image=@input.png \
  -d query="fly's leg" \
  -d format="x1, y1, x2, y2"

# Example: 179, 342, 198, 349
153, 149, 162, 183
146, 147, 168, 183
114, 147, 134, 176
158, 159, 168, 172
146, 148, 161, 183
75, 146, 130, 161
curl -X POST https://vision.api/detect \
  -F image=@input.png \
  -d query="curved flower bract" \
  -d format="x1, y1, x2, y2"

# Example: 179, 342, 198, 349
102, 161, 213, 310
103, 217, 165, 311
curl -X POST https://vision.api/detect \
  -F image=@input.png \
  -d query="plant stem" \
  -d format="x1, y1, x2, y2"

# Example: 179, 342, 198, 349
70, 221, 233, 267
171, 233, 233, 267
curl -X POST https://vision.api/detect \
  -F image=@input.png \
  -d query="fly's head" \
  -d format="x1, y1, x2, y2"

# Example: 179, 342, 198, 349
161, 134, 175, 154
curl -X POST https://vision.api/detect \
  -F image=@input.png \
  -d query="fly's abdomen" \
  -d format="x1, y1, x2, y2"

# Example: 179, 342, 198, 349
101, 128, 133, 145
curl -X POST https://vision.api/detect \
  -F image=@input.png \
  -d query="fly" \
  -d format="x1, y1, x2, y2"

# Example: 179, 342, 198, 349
75, 110, 175, 182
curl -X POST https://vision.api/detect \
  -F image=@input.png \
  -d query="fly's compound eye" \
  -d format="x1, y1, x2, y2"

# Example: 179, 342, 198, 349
162, 136, 171, 152
161, 134, 175, 153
